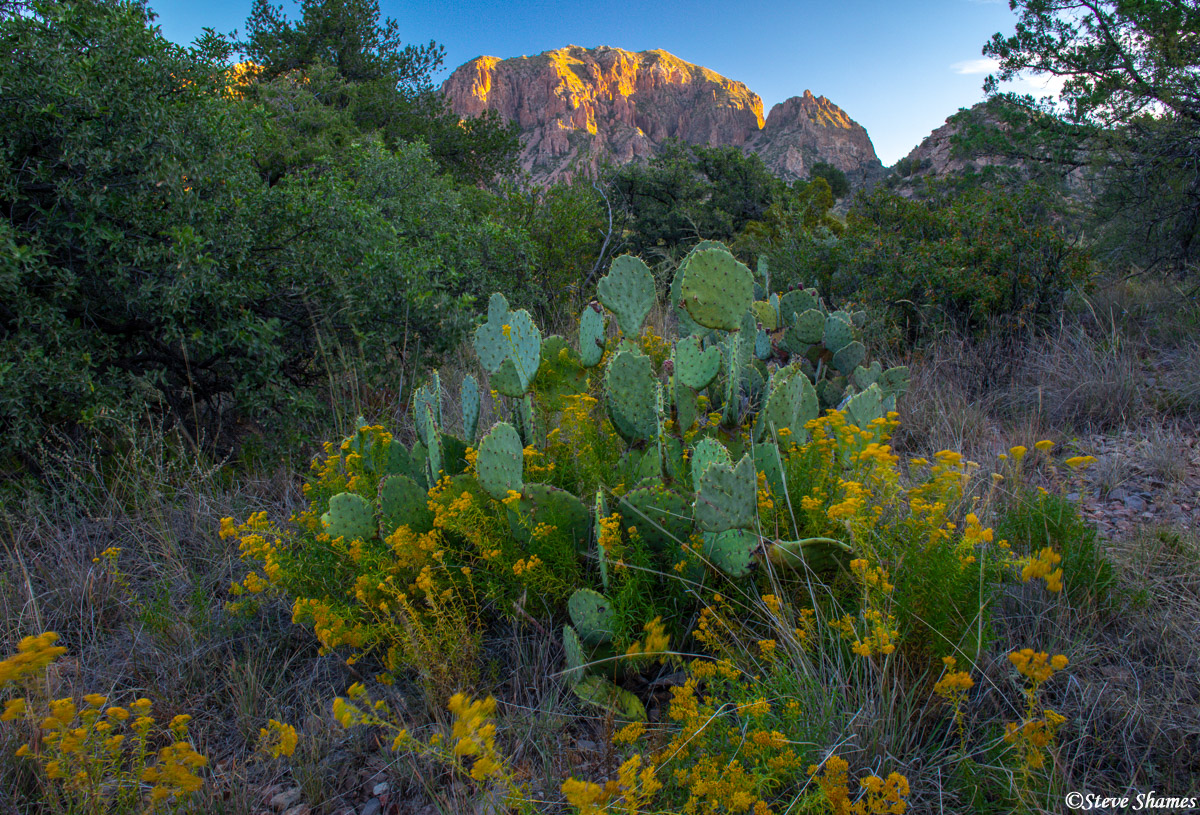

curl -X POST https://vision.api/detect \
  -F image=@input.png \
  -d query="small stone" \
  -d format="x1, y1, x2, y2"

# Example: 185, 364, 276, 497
270, 788, 302, 811
360, 800, 381, 815
372, 782, 389, 797
1124, 494, 1146, 511
1066, 492, 1080, 502
283, 806, 311, 815
575, 739, 597, 750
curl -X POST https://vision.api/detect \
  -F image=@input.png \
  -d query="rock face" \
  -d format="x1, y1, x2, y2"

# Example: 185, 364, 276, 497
442, 45, 883, 186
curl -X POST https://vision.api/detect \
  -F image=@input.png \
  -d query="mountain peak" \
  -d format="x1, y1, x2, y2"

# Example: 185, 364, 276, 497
442, 45, 880, 185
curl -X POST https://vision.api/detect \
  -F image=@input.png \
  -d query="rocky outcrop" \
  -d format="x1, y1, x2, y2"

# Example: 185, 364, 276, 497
441, 45, 882, 186
747, 90, 884, 186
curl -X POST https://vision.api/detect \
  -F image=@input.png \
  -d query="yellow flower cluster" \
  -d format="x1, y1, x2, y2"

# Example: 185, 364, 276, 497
933, 656, 975, 741
624, 617, 670, 661
0, 632, 67, 686
1, 637, 208, 813
1009, 649, 1068, 686
258, 719, 298, 758
1006, 649, 1069, 771
1020, 547, 1064, 592
562, 753, 663, 814
1004, 710, 1068, 770
809, 755, 910, 815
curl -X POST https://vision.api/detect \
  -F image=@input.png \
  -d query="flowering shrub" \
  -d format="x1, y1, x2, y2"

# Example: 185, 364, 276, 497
0, 633, 207, 812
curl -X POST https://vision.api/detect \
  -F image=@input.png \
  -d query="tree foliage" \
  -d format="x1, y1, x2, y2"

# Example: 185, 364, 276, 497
982, 0, 1200, 272
239, 0, 518, 185
0, 1, 525, 463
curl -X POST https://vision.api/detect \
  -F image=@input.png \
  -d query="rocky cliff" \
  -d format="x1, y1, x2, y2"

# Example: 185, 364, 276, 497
441, 45, 883, 186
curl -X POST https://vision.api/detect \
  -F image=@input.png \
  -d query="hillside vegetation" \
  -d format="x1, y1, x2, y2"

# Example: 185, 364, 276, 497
1, 1, 1198, 814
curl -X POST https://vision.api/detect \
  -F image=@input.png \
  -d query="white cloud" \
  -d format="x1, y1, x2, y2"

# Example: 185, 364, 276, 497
951, 58, 1001, 75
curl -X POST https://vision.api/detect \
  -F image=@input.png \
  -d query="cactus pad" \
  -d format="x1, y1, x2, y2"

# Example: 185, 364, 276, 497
845, 383, 883, 429
597, 254, 656, 338
604, 350, 658, 443
572, 675, 647, 721
461, 374, 480, 443
695, 453, 757, 533
703, 528, 758, 578
755, 367, 818, 443
679, 248, 754, 332
768, 537, 853, 574
509, 484, 591, 552
690, 437, 732, 492
321, 492, 375, 542
476, 421, 523, 500
852, 361, 882, 391
562, 624, 588, 685
750, 300, 778, 331
578, 304, 607, 368
822, 314, 855, 353
675, 335, 721, 390
378, 474, 432, 536
619, 481, 693, 552
787, 308, 826, 350
832, 340, 866, 375
568, 588, 616, 646
779, 289, 818, 320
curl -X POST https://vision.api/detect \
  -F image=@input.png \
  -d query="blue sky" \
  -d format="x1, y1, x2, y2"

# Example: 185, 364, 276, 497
147, 0, 1051, 166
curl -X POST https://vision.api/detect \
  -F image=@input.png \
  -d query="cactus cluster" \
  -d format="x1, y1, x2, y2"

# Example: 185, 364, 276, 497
315, 241, 909, 720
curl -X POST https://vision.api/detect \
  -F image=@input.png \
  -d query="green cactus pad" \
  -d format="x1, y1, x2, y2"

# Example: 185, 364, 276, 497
695, 453, 757, 533
755, 367, 819, 443
832, 340, 866, 375
690, 437, 732, 492
412, 373, 440, 448
461, 374, 480, 443
595, 490, 611, 592
755, 329, 772, 360
619, 481, 693, 553
421, 405, 442, 485
768, 537, 853, 574
851, 310, 867, 329
604, 350, 658, 443
785, 309, 826, 352
778, 289, 818, 319
476, 421, 523, 500
880, 366, 910, 398
382, 438, 422, 482
321, 492, 375, 543
535, 335, 588, 412
439, 432, 469, 476
378, 474, 432, 537
845, 383, 884, 429
679, 248, 754, 332
703, 528, 758, 578
817, 378, 845, 409
572, 675, 647, 721
578, 304, 607, 368
852, 361, 883, 391
489, 357, 525, 398
509, 484, 591, 552
568, 588, 616, 646
753, 442, 786, 498
750, 301, 778, 331
562, 624, 588, 685
822, 314, 855, 354
675, 335, 721, 390
473, 293, 511, 373
597, 254, 656, 338
674, 383, 700, 434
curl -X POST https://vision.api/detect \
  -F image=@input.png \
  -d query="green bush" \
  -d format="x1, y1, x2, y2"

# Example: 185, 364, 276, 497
0, 1, 525, 463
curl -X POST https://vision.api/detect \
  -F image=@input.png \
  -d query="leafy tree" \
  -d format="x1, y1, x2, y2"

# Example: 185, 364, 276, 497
609, 142, 786, 257
0, 0, 513, 466
808, 162, 850, 199
982, 0, 1200, 273
239, 0, 518, 185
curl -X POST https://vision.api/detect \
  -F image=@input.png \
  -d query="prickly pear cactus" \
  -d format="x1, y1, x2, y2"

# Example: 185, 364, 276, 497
679, 247, 754, 332
832, 340, 866, 375
675, 335, 721, 391
378, 474, 432, 536
604, 349, 658, 443
476, 421, 523, 500
461, 374, 480, 443
568, 588, 615, 646
321, 492, 375, 542
597, 254, 656, 338
755, 366, 818, 443
822, 313, 855, 354
703, 528, 758, 578
573, 674, 647, 721
695, 454, 757, 533
578, 303, 607, 368
768, 537, 853, 574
